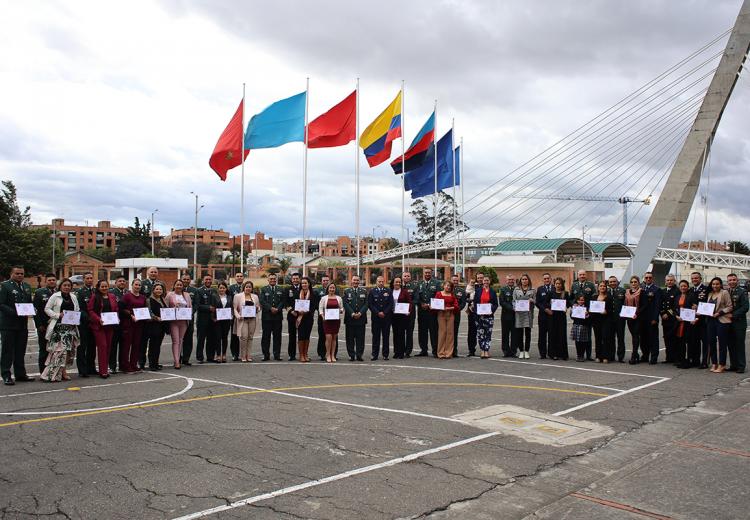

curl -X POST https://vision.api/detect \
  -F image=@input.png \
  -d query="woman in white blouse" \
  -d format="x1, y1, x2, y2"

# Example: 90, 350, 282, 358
166, 279, 192, 369
233, 281, 260, 362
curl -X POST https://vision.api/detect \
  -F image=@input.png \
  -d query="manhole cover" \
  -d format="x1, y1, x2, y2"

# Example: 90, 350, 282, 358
453, 405, 614, 446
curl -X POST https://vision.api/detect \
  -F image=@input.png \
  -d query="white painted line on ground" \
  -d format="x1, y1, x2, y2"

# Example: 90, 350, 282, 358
485, 357, 667, 380
553, 377, 671, 416
166, 359, 624, 392
171, 431, 500, 520
331, 362, 625, 392
0, 377, 194, 415
176, 375, 471, 426
0, 375, 179, 399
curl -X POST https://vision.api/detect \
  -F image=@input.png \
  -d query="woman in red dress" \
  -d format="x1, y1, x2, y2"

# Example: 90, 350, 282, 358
318, 283, 343, 363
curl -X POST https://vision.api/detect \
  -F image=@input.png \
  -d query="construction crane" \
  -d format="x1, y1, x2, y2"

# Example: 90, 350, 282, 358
514, 194, 651, 245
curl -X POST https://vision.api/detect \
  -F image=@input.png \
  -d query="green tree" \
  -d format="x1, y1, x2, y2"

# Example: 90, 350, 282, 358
381, 237, 400, 250
277, 257, 292, 276
166, 241, 214, 265
83, 247, 115, 263
0, 181, 53, 276
409, 192, 468, 243
727, 241, 750, 256
477, 266, 499, 285
115, 217, 153, 259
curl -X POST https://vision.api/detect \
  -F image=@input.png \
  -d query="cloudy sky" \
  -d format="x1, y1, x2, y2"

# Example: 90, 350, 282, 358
1, 0, 748, 246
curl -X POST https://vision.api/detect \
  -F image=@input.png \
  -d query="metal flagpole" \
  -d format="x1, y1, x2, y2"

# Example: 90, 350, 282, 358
451, 117, 456, 276
355, 78, 361, 277
240, 82, 246, 277
302, 77, 310, 277
460, 137, 465, 275
400, 80, 406, 275
433, 99, 438, 273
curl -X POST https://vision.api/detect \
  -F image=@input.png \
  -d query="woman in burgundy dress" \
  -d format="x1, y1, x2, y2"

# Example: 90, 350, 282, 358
120, 279, 148, 374
318, 283, 343, 363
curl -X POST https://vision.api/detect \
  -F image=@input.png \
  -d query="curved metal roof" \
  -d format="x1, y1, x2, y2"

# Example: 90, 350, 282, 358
589, 242, 634, 258
492, 238, 594, 257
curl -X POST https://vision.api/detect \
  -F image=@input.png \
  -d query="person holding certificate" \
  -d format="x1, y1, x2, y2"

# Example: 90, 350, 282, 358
473, 276, 498, 359
40, 278, 80, 382
590, 281, 615, 363
674, 280, 698, 369
87, 280, 119, 378
625, 276, 645, 365
166, 279, 192, 369
0, 266, 33, 385
390, 276, 413, 360
512, 274, 535, 359
547, 278, 570, 360
705, 277, 733, 373
432, 280, 458, 359
319, 283, 344, 363
293, 277, 314, 362
570, 295, 591, 362
233, 281, 260, 362
120, 279, 148, 374
145, 282, 168, 371
367, 276, 392, 361
212, 282, 233, 363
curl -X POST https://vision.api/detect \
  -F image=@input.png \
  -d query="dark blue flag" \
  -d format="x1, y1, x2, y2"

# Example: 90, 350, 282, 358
406, 130, 459, 199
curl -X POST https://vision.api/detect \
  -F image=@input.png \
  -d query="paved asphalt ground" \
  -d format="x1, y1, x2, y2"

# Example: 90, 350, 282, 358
1, 321, 748, 520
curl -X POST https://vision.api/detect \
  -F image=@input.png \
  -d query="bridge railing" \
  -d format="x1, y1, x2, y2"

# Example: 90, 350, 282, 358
652, 247, 750, 270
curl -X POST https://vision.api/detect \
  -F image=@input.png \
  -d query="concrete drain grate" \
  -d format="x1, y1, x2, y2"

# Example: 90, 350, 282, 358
452, 405, 614, 446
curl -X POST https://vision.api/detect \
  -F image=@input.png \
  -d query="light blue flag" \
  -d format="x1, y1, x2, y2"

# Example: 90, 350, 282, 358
244, 91, 306, 150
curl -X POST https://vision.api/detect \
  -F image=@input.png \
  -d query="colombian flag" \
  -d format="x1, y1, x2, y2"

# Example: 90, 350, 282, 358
360, 91, 402, 167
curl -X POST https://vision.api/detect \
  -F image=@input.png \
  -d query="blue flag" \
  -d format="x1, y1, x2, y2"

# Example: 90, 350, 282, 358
244, 91, 306, 150
405, 130, 458, 199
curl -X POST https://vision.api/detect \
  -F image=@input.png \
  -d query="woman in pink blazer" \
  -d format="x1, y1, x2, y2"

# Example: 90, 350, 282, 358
166, 279, 193, 369
87, 280, 120, 378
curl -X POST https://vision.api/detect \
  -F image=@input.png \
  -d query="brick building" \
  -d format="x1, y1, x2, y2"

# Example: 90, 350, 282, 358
163, 228, 231, 251
31, 218, 129, 253
282, 236, 384, 257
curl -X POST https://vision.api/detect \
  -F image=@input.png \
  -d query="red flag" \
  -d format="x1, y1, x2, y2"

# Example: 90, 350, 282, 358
307, 91, 356, 148
209, 100, 249, 181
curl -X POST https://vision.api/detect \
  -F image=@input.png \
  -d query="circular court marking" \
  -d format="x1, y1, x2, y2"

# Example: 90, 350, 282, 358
0, 377, 194, 415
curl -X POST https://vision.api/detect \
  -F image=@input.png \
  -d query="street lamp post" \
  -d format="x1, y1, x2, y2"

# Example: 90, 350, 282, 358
151, 209, 159, 256
190, 192, 204, 279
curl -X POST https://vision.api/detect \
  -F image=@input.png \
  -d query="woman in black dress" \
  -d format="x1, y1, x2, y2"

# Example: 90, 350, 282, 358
591, 281, 615, 363
146, 282, 167, 371
212, 282, 232, 362
296, 277, 314, 362
548, 277, 569, 360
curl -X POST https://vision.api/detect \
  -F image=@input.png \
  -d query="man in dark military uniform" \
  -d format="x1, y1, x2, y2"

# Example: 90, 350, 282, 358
607, 276, 627, 362
285, 272, 301, 361
228, 272, 245, 361
344, 274, 368, 361
314, 275, 332, 361
402, 271, 418, 357
416, 268, 441, 357
0, 266, 33, 385
451, 274, 467, 357
180, 272, 198, 366
109, 276, 128, 373
535, 273, 553, 359
368, 276, 393, 361
33, 273, 57, 373
689, 272, 709, 368
660, 274, 679, 364
726, 273, 747, 373
76, 272, 97, 377
465, 273, 483, 357
499, 274, 516, 357
640, 272, 662, 364
571, 269, 596, 360
139, 266, 160, 369
260, 273, 285, 361
195, 274, 217, 363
